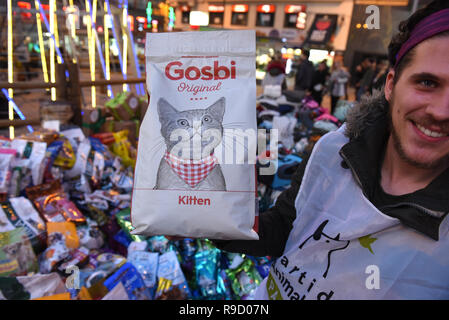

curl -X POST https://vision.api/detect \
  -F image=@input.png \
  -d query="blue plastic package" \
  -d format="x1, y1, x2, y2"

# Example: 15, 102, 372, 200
127, 250, 159, 288
156, 251, 190, 299
104, 262, 152, 300
195, 248, 220, 298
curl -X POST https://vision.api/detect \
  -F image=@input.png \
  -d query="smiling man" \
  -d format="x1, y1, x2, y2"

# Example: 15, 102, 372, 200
215, 0, 449, 299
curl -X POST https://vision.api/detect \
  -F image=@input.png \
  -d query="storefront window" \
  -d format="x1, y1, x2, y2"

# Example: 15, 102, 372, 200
208, 5, 224, 25
256, 5, 275, 27
180, 5, 190, 24
231, 4, 248, 26
284, 5, 307, 29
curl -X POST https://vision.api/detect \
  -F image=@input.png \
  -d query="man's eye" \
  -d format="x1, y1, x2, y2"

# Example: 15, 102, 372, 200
419, 79, 437, 88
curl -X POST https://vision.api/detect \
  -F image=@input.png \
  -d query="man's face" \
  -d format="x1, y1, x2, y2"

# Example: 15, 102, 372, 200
385, 36, 449, 169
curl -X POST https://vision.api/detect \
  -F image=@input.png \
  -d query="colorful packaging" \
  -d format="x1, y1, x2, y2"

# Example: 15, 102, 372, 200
156, 250, 190, 299
147, 236, 170, 254
39, 232, 70, 274
82, 107, 108, 137
225, 258, 262, 299
104, 262, 152, 300
110, 131, 135, 168
115, 208, 145, 242
0, 272, 66, 300
60, 128, 86, 153
10, 139, 47, 186
77, 220, 104, 250
0, 228, 38, 276
0, 207, 15, 233
195, 247, 220, 298
47, 222, 80, 249
101, 281, 128, 300
127, 250, 159, 288
53, 138, 76, 169
132, 30, 258, 240
64, 138, 91, 179
1, 197, 46, 252
0, 149, 16, 196
26, 181, 86, 223
56, 246, 89, 273
105, 91, 140, 121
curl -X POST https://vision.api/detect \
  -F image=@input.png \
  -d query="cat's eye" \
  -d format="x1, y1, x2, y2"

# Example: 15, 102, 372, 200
177, 119, 189, 126
203, 116, 211, 123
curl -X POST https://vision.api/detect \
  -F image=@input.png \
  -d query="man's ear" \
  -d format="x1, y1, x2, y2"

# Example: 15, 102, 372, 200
384, 70, 395, 103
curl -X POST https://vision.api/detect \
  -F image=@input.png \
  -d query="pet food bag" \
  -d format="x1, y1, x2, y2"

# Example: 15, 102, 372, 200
131, 30, 258, 240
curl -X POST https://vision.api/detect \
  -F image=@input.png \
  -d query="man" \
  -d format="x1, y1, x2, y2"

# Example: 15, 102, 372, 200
353, 57, 370, 96
262, 52, 287, 91
309, 60, 330, 105
294, 50, 314, 96
357, 57, 377, 101
216, 1, 449, 299
371, 59, 390, 93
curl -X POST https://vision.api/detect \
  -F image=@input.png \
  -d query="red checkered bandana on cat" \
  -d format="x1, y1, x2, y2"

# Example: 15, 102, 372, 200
164, 152, 218, 187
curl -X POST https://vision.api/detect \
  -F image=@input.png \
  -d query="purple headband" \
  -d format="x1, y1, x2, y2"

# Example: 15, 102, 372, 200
394, 8, 449, 70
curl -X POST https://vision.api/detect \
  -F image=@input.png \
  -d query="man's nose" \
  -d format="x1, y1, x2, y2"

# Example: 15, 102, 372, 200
425, 89, 449, 122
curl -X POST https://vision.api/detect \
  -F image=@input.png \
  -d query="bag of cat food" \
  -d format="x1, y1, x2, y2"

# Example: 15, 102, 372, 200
132, 30, 258, 240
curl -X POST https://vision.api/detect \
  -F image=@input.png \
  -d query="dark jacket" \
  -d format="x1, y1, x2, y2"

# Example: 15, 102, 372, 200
215, 92, 449, 256
294, 60, 315, 91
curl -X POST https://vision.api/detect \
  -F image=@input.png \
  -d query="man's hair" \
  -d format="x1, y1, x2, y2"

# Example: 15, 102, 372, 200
388, 0, 449, 83
302, 49, 310, 58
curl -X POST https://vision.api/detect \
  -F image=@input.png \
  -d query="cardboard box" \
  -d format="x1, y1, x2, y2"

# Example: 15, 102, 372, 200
105, 92, 140, 121
81, 107, 109, 136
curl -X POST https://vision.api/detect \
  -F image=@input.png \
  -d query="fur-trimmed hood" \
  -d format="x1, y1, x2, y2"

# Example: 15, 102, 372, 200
344, 90, 390, 141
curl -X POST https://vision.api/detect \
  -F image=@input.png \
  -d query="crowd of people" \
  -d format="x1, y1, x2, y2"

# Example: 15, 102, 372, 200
262, 49, 392, 114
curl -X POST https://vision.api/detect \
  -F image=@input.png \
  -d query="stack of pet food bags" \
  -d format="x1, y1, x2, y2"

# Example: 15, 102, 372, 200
81, 91, 148, 148
0, 125, 273, 300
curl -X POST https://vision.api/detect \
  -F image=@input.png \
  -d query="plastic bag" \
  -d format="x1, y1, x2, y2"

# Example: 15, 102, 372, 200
104, 262, 152, 300
155, 250, 190, 299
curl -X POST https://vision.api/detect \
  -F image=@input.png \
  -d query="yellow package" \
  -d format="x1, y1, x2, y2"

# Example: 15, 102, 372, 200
111, 130, 135, 168
77, 286, 93, 300
47, 222, 79, 249
34, 292, 71, 300
53, 138, 76, 169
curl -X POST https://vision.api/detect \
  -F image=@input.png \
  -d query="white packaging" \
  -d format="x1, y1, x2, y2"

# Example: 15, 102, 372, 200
10, 139, 47, 186
131, 30, 258, 240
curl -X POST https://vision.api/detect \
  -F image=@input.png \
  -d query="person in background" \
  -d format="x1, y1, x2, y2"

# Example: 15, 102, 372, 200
294, 50, 314, 98
262, 51, 287, 91
309, 60, 330, 105
356, 57, 376, 101
353, 57, 371, 97
371, 59, 390, 93
328, 61, 350, 114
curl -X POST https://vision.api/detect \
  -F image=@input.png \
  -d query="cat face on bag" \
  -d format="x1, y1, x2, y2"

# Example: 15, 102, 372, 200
158, 98, 225, 160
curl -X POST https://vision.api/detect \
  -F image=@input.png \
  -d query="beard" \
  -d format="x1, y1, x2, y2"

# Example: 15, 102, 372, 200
388, 90, 449, 170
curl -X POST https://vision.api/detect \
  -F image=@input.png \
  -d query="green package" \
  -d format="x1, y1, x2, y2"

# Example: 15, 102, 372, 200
115, 208, 146, 242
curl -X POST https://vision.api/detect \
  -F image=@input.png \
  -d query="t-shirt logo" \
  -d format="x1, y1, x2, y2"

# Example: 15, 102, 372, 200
298, 220, 350, 278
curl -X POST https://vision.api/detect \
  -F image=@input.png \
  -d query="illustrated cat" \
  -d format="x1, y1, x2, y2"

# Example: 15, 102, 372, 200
155, 97, 227, 191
